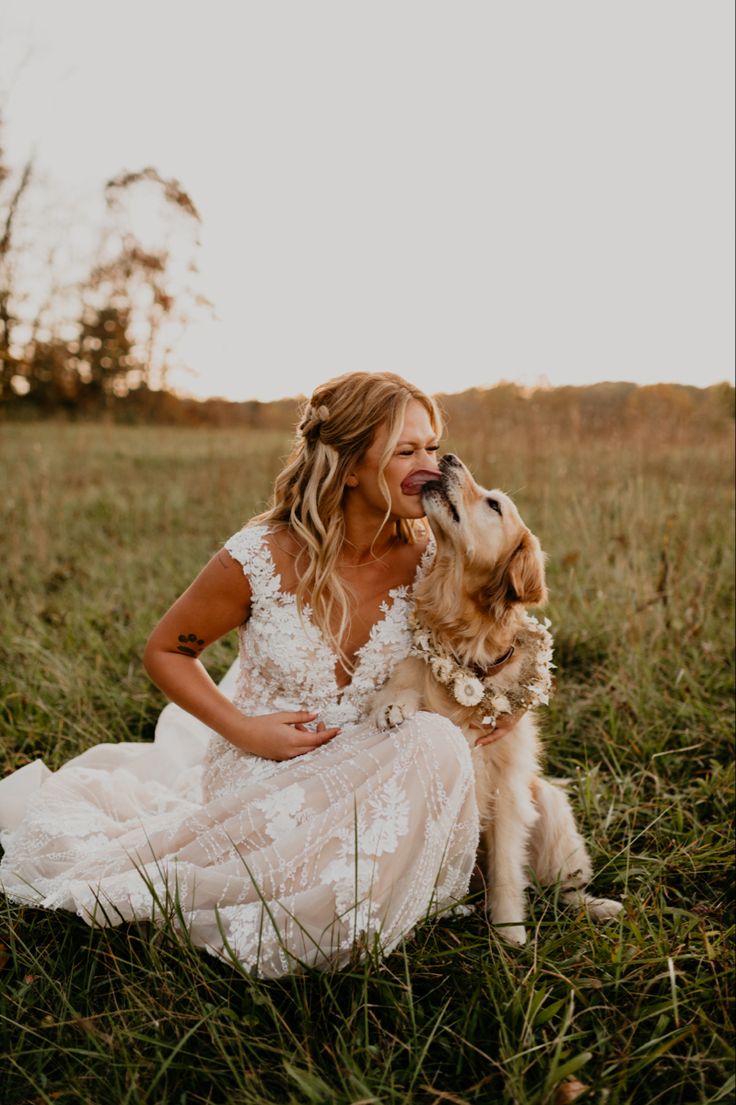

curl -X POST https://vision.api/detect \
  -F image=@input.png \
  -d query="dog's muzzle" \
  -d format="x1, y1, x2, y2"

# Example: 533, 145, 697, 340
421, 455, 462, 522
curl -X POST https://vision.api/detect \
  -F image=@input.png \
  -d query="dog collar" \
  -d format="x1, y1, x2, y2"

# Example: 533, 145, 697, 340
471, 645, 516, 678
407, 609, 555, 724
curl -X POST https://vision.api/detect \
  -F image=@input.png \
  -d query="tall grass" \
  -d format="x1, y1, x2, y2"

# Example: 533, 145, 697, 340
0, 418, 733, 1105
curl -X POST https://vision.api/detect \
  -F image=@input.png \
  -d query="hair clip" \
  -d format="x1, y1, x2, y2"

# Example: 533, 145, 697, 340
300, 403, 330, 436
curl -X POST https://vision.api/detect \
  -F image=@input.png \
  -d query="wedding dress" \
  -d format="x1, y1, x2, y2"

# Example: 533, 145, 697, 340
0, 523, 480, 978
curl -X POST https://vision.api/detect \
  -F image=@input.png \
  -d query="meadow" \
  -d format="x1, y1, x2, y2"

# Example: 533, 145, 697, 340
0, 413, 733, 1105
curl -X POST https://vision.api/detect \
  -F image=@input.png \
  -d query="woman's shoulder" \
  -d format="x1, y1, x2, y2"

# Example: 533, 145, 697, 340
219, 522, 292, 604
221, 522, 308, 583
260, 524, 305, 591
222, 518, 268, 549
221, 520, 279, 575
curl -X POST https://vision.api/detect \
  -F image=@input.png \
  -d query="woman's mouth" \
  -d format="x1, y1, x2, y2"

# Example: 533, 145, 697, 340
401, 470, 442, 496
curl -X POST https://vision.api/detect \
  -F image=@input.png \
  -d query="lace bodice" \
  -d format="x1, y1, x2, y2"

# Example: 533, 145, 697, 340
200, 522, 437, 800
223, 522, 436, 729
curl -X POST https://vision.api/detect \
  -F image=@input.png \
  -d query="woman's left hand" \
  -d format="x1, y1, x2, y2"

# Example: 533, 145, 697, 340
474, 711, 525, 747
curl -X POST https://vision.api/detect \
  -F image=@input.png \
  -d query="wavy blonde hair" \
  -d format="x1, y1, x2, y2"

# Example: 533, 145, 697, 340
249, 371, 445, 675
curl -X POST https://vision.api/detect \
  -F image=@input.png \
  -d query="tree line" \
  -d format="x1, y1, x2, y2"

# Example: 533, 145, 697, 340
0, 122, 208, 416
0, 120, 731, 438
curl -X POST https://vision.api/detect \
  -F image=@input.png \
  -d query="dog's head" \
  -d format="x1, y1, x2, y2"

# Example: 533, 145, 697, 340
420, 454, 547, 623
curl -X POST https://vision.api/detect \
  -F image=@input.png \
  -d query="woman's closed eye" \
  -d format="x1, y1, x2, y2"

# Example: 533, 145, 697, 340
399, 445, 440, 456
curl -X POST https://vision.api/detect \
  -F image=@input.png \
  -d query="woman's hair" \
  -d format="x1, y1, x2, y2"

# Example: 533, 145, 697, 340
249, 370, 444, 675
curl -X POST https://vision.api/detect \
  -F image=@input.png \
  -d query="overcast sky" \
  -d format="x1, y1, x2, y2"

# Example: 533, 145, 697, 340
2, 0, 734, 402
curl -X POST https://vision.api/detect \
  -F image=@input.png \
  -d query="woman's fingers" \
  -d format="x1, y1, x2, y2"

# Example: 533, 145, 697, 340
278, 710, 318, 725
280, 714, 341, 733
494, 712, 524, 736
286, 715, 341, 750
290, 716, 331, 735
243, 711, 343, 761
474, 712, 524, 746
313, 725, 341, 742
474, 730, 506, 746
295, 726, 341, 753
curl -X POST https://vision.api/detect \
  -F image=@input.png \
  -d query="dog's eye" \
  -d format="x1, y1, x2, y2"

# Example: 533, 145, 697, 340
486, 498, 502, 516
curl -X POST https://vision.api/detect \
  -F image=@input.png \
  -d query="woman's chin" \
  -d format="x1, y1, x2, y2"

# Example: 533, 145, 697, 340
395, 495, 429, 520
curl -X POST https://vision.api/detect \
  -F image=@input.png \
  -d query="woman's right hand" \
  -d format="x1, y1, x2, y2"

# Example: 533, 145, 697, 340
236, 711, 342, 761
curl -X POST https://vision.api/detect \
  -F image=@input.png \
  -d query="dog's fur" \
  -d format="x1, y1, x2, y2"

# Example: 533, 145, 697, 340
371, 453, 622, 944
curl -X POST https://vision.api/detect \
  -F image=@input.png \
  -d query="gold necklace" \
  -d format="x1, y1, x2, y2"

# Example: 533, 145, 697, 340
339, 534, 396, 567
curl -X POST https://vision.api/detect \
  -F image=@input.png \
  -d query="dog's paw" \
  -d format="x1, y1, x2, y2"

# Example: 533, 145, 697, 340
371, 702, 409, 730
486, 893, 528, 946
584, 895, 623, 922
370, 690, 420, 730
495, 923, 527, 946
562, 889, 623, 921
376, 703, 409, 729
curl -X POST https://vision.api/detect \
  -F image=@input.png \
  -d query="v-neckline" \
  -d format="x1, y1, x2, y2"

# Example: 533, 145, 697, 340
258, 527, 435, 703
328, 581, 407, 701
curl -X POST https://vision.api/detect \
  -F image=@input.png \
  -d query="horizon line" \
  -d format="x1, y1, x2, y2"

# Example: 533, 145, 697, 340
168, 376, 735, 406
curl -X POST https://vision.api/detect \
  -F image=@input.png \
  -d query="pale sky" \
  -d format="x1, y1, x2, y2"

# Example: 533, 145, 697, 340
2, 0, 734, 402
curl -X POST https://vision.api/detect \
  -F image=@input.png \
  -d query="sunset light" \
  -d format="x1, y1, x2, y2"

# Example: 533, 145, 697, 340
1, 0, 733, 404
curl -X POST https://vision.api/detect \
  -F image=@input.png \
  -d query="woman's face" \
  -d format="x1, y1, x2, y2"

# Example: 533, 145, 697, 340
348, 399, 442, 522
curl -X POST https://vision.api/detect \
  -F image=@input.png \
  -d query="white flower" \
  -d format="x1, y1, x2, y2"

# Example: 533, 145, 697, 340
414, 631, 431, 651
430, 656, 455, 682
527, 682, 550, 706
481, 715, 496, 727
492, 694, 511, 714
453, 674, 484, 706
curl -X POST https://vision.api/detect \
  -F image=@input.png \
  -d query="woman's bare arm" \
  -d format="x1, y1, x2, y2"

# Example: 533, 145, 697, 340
142, 547, 254, 744
143, 547, 340, 758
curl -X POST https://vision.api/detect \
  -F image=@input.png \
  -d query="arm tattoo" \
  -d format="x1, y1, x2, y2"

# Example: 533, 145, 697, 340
176, 632, 206, 657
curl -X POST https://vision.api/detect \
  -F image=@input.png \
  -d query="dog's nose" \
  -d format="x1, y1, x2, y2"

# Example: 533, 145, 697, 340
441, 453, 461, 468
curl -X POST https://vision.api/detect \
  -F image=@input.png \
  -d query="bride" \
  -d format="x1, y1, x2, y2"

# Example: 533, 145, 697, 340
0, 371, 519, 978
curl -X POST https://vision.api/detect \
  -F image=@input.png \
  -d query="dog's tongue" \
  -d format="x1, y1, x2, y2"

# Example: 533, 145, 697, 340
401, 469, 441, 495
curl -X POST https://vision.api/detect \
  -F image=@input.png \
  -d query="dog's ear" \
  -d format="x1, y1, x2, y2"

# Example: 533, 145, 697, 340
506, 530, 547, 606
476, 530, 547, 618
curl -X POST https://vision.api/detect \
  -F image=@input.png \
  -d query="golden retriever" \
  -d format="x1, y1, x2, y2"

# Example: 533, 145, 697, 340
371, 453, 622, 944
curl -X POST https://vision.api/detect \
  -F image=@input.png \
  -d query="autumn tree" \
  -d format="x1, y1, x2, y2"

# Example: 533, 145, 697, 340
0, 112, 210, 414
92, 166, 210, 396
0, 122, 33, 401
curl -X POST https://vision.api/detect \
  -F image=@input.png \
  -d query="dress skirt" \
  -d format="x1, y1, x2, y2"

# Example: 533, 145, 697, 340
0, 660, 480, 978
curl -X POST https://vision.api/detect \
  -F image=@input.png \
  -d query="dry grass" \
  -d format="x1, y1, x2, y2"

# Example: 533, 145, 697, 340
0, 416, 733, 1105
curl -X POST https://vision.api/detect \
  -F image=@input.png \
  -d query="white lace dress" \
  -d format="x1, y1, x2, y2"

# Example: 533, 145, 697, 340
0, 523, 480, 978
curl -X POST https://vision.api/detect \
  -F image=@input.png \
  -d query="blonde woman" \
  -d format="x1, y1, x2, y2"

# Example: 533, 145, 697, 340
0, 371, 514, 977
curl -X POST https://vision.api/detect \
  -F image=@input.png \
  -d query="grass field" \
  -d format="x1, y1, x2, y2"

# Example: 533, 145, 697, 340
0, 417, 733, 1105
